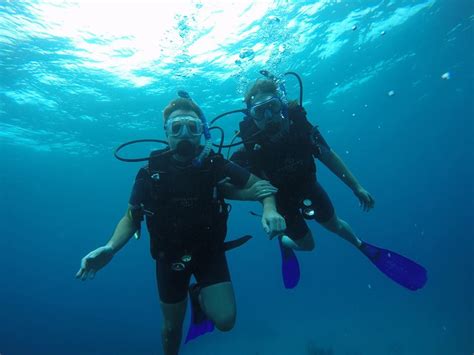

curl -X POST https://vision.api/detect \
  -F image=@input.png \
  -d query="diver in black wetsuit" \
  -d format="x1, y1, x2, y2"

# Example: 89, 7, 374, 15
76, 94, 286, 355
227, 75, 426, 291
232, 78, 374, 252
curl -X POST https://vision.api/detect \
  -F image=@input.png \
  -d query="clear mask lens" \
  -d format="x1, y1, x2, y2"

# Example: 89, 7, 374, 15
250, 97, 282, 121
166, 116, 203, 137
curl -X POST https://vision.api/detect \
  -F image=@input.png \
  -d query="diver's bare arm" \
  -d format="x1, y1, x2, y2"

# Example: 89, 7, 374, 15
219, 174, 278, 214
219, 173, 278, 201
318, 148, 362, 192
261, 194, 277, 212
218, 174, 261, 200
105, 206, 138, 254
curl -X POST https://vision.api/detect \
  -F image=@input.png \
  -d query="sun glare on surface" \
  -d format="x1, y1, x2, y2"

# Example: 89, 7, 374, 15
23, 0, 275, 85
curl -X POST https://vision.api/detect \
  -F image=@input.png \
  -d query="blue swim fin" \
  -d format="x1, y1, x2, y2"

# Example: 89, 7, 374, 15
278, 236, 300, 289
359, 241, 427, 291
184, 284, 214, 343
248, 211, 301, 289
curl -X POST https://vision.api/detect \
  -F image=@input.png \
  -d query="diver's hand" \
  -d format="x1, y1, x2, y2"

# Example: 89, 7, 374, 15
76, 245, 115, 281
262, 210, 286, 239
249, 180, 278, 201
354, 186, 375, 212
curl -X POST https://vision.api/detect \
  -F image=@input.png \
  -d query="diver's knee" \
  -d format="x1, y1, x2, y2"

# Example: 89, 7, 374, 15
323, 215, 343, 233
213, 312, 236, 332
334, 218, 346, 233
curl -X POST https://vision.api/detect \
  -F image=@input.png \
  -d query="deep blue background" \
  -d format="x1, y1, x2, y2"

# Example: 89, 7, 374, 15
1, 0, 473, 354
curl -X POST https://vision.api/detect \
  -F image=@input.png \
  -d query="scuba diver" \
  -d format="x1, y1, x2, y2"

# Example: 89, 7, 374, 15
75, 93, 286, 355
214, 71, 427, 291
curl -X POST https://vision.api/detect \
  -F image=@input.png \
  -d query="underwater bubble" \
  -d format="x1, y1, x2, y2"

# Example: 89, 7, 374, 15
364, 104, 368, 107
441, 72, 451, 80
335, 82, 339, 86
368, 284, 372, 289
388, 90, 395, 96
352, 25, 357, 31
345, 150, 349, 154
267, 16, 281, 23
239, 48, 255, 60
352, 113, 356, 117
381, 30, 386, 36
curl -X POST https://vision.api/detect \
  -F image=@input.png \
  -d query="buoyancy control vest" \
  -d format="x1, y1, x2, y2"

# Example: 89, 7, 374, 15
140, 149, 230, 260
238, 103, 320, 192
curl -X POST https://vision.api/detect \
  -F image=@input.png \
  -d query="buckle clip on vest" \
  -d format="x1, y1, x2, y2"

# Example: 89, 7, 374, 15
170, 254, 193, 272
130, 203, 154, 239
301, 199, 316, 220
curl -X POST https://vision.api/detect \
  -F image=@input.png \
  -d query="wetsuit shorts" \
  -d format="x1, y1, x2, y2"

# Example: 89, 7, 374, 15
156, 248, 231, 304
277, 181, 335, 240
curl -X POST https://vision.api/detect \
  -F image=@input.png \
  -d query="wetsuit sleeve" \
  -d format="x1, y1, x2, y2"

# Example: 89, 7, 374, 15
219, 158, 251, 188
128, 167, 149, 207
288, 101, 331, 157
230, 148, 257, 173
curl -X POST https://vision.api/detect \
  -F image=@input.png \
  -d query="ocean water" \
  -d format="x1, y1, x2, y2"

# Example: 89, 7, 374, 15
0, 1, 473, 354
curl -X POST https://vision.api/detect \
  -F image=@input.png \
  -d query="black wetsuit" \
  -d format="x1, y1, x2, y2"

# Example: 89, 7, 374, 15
129, 149, 250, 303
231, 104, 334, 240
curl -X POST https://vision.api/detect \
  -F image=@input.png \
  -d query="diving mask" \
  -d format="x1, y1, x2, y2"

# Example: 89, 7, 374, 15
165, 115, 203, 137
249, 96, 283, 122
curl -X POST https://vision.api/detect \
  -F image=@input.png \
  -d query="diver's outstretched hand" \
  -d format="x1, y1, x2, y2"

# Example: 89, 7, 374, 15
354, 186, 375, 212
76, 245, 114, 281
262, 210, 286, 240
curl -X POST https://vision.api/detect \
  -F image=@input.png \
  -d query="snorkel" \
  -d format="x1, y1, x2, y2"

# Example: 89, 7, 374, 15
177, 90, 212, 167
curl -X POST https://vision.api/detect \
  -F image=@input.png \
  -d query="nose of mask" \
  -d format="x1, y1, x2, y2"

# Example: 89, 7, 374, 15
263, 109, 273, 120
176, 125, 194, 138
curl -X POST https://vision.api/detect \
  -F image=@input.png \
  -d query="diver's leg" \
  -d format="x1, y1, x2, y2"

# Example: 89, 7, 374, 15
310, 181, 362, 248
160, 299, 187, 355
319, 213, 362, 248
195, 251, 236, 331
280, 207, 315, 251
155, 259, 191, 355
281, 230, 314, 251
200, 281, 236, 331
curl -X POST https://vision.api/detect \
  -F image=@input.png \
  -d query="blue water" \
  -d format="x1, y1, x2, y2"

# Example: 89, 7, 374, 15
1, 1, 473, 354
